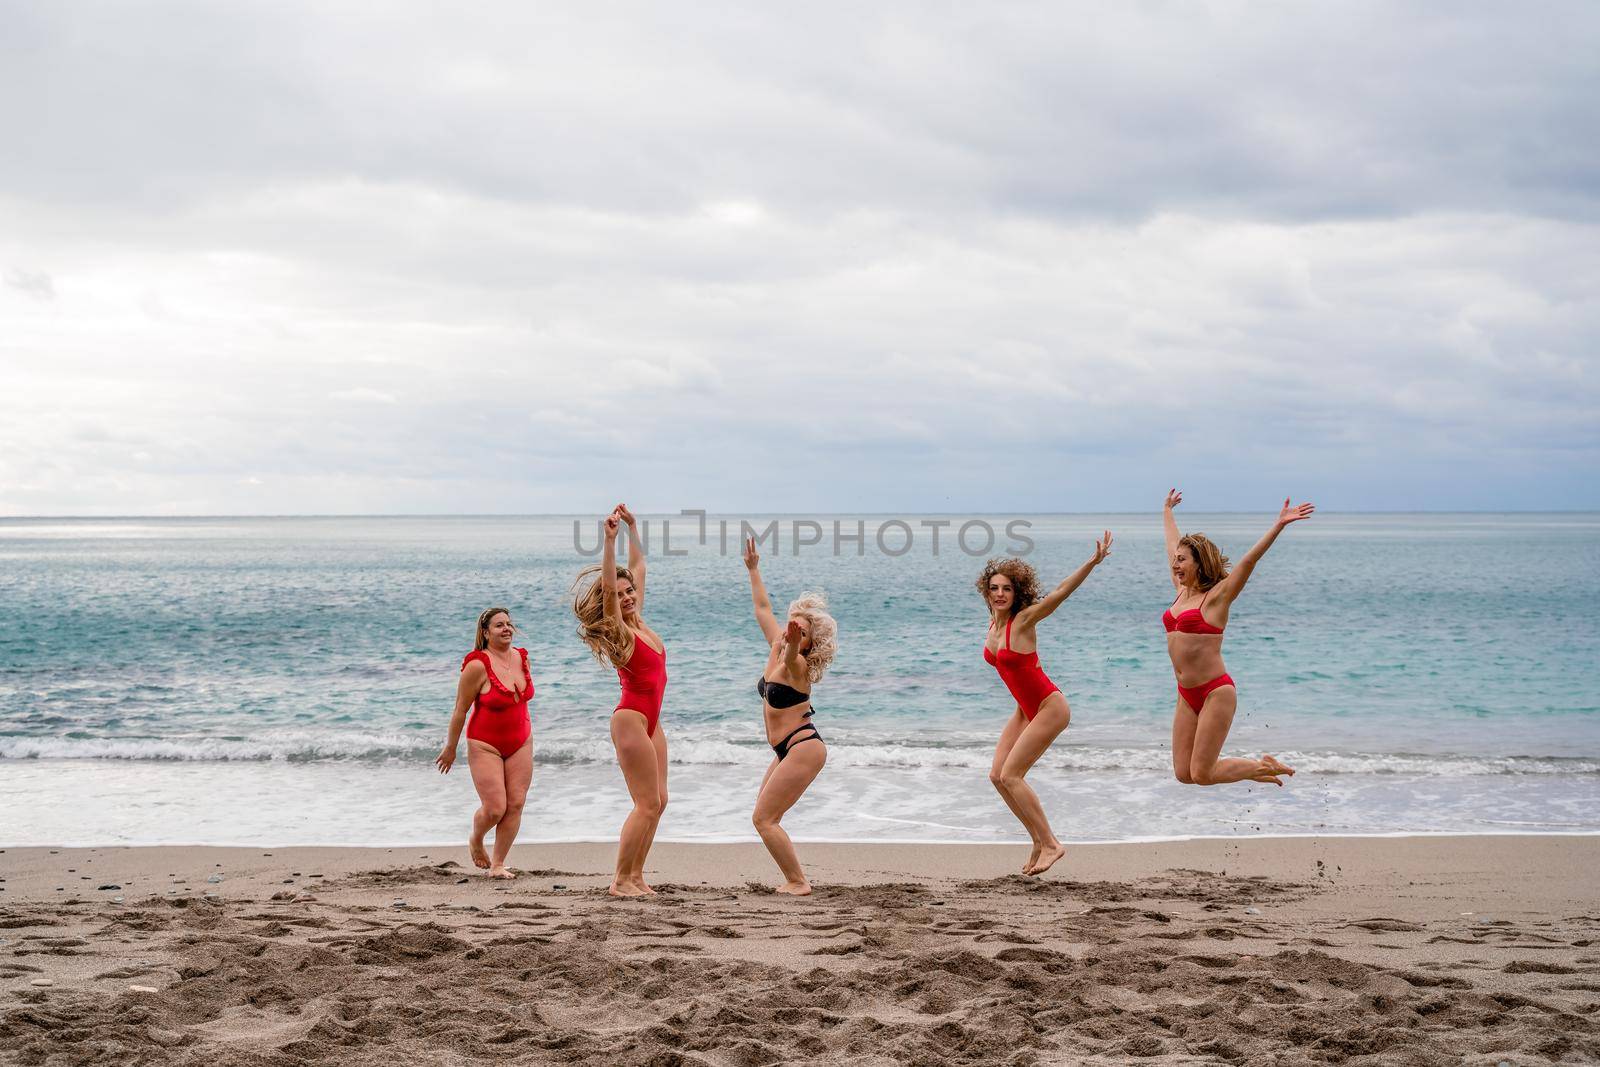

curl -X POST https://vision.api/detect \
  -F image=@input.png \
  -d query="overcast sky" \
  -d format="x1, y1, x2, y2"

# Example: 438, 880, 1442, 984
2, 2, 1596, 515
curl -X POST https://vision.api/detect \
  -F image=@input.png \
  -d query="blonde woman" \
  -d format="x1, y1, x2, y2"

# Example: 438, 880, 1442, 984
742, 537, 836, 895
436, 607, 533, 880
573, 504, 668, 897
1162, 490, 1312, 787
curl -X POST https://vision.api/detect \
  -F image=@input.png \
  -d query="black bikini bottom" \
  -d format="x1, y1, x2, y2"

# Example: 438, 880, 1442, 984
772, 722, 823, 761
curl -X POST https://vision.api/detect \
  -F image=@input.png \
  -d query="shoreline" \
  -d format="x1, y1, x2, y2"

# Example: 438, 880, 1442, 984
3, 834, 1593, 903
6, 827, 1600, 851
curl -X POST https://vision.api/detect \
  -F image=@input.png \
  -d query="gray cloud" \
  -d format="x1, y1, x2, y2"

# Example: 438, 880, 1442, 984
4, 268, 54, 300
0, 2, 1596, 515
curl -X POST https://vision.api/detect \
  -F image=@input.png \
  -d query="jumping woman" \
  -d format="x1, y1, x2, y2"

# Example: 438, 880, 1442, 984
742, 536, 837, 895
1162, 490, 1312, 787
436, 606, 534, 879
573, 504, 669, 898
980, 532, 1112, 876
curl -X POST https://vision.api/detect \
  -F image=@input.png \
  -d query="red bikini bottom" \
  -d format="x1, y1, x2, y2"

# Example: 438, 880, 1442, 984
1178, 673, 1234, 714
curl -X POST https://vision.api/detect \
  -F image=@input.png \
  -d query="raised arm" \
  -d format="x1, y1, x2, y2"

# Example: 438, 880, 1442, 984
601, 511, 625, 627
1163, 489, 1183, 590
1212, 498, 1314, 606
1019, 531, 1113, 628
615, 503, 646, 609
436, 660, 487, 773
742, 536, 782, 645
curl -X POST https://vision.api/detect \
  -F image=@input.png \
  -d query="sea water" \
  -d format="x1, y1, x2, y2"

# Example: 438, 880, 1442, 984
1, 514, 1596, 846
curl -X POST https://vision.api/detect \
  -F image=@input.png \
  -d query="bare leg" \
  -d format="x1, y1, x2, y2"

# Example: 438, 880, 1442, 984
609, 711, 660, 897
1187, 687, 1295, 786
752, 743, 827, 894
465, 741, 507, 872
988, 708, 1040, 872
488, 738, 532, 878
1171, 697, 1198, 784
996, 693, 1072, 875
631, 726, 669, 894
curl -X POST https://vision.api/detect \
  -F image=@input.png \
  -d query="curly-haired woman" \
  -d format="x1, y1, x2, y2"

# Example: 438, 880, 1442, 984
979, 531, 1112, 876
742, 536, 837, 895
1162, 490, 1312, 788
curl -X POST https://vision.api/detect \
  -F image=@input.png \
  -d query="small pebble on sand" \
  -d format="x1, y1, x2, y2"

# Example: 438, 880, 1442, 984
129, 985, 158, 993
31, 979, 53, 987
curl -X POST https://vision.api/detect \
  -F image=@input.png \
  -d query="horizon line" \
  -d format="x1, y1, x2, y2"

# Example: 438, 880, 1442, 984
3, 509, 1599, 520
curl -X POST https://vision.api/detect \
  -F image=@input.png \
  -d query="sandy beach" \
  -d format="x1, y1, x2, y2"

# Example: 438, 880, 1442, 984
1, 835, 1595, 1065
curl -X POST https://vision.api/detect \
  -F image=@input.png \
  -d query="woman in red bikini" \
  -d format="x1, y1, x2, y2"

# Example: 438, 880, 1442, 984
742, 536, 837, 895
979, 532, 1112, 876
573, 504, 668, 898
436, 606, 533, 880
1162, 489, 1312, 788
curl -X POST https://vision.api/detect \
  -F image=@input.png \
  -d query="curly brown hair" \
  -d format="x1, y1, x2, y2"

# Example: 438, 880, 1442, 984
975, 557, 1040, 615
1178, 534, 1231, 590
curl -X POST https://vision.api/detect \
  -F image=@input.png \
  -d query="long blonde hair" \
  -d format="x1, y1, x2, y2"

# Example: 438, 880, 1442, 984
473, 607, 512, 651
787, 591, 838, 684
571, 565, 636, 667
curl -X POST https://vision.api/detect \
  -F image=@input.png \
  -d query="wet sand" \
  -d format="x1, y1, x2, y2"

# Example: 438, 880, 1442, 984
1, 835, 1596, 1064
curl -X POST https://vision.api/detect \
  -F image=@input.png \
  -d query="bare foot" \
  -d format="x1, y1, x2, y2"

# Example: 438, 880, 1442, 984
487, 866, 515, 880
775, 881, 813, 896
468, 836, 490, 870
1026, 844, 1066, 876
608, 882, 646, 898
1023, 844, 1041, 874
632, 879, 657, 895
1261, 754, 1296, 777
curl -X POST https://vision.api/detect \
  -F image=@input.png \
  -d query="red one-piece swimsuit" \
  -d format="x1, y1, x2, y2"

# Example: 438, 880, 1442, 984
984, 615, 1061, 721
615, 633, 667, 736
461, 647, 533, 757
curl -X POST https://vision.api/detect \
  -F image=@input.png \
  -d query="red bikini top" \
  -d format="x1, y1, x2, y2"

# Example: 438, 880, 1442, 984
462, 648, 533, 712
1163, 590, 1225, 635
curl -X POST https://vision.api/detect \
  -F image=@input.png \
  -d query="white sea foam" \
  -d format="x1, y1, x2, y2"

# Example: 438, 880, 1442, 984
2, 732, 1596, 776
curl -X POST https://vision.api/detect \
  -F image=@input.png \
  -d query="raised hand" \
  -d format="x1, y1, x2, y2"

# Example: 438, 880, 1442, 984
1165, 488, 1183, 510
1090, 530, 1113, 565
1277, 498, 1315, 526
742, 535, 760, 570
615, 503, 637, 528
604, 512, 621, 540
783, 618, 805, 648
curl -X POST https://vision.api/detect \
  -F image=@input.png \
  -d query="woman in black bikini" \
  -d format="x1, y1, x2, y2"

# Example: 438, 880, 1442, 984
742, 536, 837, 895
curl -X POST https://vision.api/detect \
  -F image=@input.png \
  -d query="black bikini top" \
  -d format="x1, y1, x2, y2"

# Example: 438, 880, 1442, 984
757, 677, 813, 712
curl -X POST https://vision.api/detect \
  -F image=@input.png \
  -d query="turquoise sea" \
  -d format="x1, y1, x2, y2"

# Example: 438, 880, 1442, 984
1, 514, 1596, 846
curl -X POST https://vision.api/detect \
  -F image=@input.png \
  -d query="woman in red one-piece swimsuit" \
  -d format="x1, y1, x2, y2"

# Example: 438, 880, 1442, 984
436, 606, 534, 880
979, 531, 1112, 877
1162, 489, 1311, 788
573, 504, 669, 898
